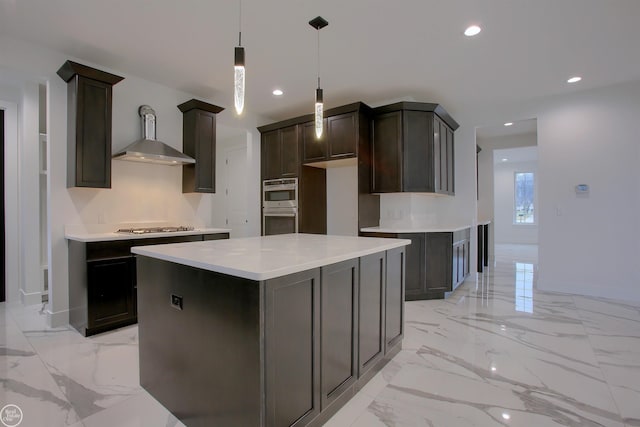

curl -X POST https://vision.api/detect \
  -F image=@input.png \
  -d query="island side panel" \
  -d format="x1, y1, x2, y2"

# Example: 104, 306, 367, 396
137, 256, 263, 427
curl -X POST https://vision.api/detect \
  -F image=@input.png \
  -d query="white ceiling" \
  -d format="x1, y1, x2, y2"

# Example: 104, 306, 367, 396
493, 146, 537, 165
476, 118, 537, 140
1, 0, 640, 123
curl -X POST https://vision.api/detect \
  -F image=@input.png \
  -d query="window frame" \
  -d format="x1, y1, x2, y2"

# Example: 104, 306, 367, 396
513, 171, 536, 225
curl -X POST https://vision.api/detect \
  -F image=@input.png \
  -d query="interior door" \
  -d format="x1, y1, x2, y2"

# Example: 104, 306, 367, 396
224, 144, 249, 237
1, 109, 5, 302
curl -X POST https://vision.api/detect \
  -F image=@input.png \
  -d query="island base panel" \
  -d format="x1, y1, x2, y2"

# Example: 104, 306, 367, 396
137, 256, 263, 427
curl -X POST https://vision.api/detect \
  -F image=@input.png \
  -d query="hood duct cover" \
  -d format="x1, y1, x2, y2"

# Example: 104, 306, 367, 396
113, 105, 195, 165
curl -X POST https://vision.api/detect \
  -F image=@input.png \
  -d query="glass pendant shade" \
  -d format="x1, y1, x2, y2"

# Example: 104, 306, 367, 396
234, 46, 245, 115
315, 88, 323, 138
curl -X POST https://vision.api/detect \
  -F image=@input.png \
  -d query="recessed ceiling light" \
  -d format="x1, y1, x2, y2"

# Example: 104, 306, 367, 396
491, 365, 497, 372
272, 89, 284, 96
504, 122, 513, 127
464, 25, 482, 36
501, 158, 508, 162
567, 76, 582, 83
502, 412, 511, 420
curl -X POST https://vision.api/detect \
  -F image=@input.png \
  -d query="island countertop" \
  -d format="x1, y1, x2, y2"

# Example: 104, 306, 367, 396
131, 233, 410, 281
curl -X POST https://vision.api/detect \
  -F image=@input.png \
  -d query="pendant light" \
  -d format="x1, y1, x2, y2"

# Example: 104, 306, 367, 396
309, 16, 328, 139
234, 0, 245, 115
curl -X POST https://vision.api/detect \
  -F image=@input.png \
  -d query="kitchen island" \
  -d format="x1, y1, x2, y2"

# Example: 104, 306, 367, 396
132, 234, 409, 427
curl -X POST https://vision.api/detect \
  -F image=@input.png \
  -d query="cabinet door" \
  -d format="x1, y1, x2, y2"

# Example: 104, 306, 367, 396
327, 112, 357, 159
87, 256, 135, 330
193, 110, 216, 192
464, 239, 470, 277
401, 233, 426, 299
372, 111, 402, 193
262, 130, 281, 180
358, 252, 385, 376
447, 126, 455, 194
403, 111, 433, 192
385, 247, 404, 351
433, 117, 442, 193
265, 269, 320, 427
280, 125, 299, 177
425, 233, 453, 293
321, 259, 358, 409
301, 120, 327, 163
74, 76, 113, 188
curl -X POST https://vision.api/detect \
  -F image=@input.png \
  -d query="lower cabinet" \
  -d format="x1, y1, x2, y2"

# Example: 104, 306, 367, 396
68, 233, 229, 336
358, 252, 385, 377
362, 229, 470, 300
321, 259, 358, 410
87, 256, 136, 332
265, 268, 321, 427
263, 248, 404, 427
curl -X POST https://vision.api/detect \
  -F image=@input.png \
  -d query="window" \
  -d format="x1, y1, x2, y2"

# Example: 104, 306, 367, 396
514, 172, 535, 224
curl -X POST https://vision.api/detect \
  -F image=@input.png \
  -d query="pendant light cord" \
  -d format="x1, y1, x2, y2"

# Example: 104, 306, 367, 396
238, 0, 242, 46
317, 29, 320, 89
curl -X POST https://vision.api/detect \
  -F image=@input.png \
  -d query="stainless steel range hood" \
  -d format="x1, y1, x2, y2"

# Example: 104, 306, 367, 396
113, 105, 195, 165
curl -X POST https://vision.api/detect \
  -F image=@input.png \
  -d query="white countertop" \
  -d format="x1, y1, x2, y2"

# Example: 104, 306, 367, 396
361, 225, 472, 233
131, 233, 411, 281
65, 228, 231, 242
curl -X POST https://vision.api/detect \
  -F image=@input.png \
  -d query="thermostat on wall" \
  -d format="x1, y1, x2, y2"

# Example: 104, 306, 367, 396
575, 184, 589, 194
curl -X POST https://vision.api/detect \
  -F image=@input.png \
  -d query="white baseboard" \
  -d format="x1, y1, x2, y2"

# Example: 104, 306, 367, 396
20, 289, 44, 305
45, 307, 69, 328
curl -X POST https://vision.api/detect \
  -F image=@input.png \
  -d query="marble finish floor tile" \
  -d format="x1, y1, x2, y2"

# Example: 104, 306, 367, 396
3, 244, 640, 426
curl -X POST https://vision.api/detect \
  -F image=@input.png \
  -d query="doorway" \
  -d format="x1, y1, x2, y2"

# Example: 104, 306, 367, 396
1, 109, 5, 302
476, 118, 538, 266
224, 144, 249, 237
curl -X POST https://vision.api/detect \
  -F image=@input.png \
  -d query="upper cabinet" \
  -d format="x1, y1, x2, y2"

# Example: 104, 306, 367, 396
177, 99, 225, 193
260, 124, 299, 179
372, 102, 459, 195
57, 61, 124, 188
301, 103, 368, 165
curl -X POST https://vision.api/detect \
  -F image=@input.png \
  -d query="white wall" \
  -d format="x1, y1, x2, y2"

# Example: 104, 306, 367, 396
0, 36, 267, 324
19, 82, 42, 304
463, 79, 640, 302
493, 158, 538, 244
327, 165, 358, 236
536, 83, 640, 301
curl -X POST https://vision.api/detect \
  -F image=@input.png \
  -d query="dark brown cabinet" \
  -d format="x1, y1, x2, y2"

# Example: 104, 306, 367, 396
301, 109, 359, 164
178, 99, 224, 193
57, 60, 124, 188
87, 256, 136, 331
362, 228, 470, 300
358, 251, 386, 378
265, 268, 321, 427
258, 102, 379, 237
138, 246, 403, 427
385, 246, 405, 351
320, 259, 358, 411
68, 232, 229, 336
301, 119, 327, 163
261, 125, 299, 179
371, 102, 458, 195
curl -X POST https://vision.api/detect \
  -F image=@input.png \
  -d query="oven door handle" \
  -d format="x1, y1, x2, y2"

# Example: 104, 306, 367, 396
263, 212, 296, 217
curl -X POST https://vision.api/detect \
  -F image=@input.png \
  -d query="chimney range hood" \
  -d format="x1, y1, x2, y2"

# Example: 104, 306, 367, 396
113, 105, 195, 165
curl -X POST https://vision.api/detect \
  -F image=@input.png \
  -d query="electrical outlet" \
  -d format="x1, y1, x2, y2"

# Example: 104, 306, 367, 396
170, 294, 183, 310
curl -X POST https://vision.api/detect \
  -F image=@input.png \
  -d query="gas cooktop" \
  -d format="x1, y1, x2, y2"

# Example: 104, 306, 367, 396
116, 226, 195, 235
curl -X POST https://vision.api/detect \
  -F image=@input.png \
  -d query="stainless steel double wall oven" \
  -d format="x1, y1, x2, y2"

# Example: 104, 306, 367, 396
262, 178, 298, 235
